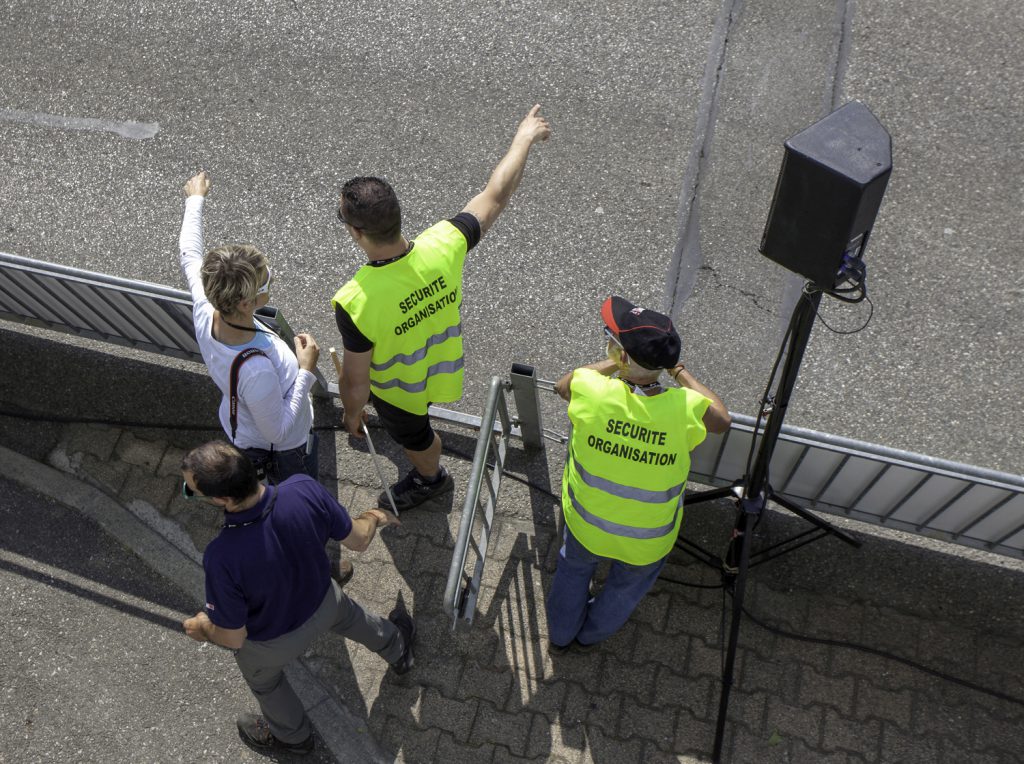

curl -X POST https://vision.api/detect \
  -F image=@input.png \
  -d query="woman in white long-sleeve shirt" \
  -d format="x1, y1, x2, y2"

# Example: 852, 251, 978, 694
178, 170, 320, 482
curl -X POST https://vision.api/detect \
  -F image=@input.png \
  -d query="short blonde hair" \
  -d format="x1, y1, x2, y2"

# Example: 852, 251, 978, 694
201, 244, 268, 314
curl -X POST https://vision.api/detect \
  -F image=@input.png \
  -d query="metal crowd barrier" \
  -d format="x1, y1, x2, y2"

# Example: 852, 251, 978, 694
0, 251, 329, 392
0, 251, 204, 362
439, 365, 554, 629
4, 253, 1021, 623
442, 376, 514, 629
689, 414, 1024, 559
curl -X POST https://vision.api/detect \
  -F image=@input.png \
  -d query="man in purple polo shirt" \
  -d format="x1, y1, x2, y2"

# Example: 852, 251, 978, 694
180, 441, 412, 756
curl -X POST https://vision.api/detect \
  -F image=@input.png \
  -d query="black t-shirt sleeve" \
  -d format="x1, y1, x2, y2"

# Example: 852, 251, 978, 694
447, 212, 482, 251
334, 303, 374, 353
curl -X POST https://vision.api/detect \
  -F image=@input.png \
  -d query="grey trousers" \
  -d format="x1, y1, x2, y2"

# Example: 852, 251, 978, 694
233, 580, 402, 743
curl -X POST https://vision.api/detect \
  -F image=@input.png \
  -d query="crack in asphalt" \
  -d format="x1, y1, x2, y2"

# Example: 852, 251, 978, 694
666, 0, 859, 321
664, 0, 745, 319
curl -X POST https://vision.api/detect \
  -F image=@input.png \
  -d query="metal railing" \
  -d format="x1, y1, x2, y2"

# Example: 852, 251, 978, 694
0, 251, 202, 362
0, 251, 332, 391
442, 376, 514, 629
4, 252, 1020, 564
689, 413, 1024, 558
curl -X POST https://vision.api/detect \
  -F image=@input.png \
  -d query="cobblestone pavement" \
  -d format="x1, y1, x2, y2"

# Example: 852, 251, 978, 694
9, 411, 1023, 764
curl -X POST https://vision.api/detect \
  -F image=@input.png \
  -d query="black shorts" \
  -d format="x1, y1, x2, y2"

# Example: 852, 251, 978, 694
370, 393, 435, 452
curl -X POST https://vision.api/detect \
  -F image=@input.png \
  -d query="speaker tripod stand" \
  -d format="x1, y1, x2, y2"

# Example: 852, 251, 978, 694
673, 284, 862, 763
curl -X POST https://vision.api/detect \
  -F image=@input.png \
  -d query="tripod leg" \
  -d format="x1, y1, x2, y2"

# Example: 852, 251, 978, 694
712, 506, 754, 762
770, 493, 862, 548
685, 484, 738, 507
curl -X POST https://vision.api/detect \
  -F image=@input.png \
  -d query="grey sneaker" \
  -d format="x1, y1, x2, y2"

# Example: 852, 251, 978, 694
388, 608, 416, 675
381, 466, 454, 511
236, 713, 313, 755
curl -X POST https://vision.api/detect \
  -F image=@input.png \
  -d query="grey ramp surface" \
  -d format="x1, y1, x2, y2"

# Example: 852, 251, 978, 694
0, 477, 338, 763
676, 0, 1024, 479
0, 0, 716, 417
2, 0, 1022, 480
834, 0, 1024, 473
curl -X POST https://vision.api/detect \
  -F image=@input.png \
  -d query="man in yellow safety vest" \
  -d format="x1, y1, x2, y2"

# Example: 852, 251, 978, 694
547, 296, 731, 652
332, 106, 550, 511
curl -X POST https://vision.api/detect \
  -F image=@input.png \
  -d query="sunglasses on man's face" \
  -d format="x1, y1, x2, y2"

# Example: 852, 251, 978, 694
604, 327, 623, 348
255, 266, 273, 296
182, 479, 221, 507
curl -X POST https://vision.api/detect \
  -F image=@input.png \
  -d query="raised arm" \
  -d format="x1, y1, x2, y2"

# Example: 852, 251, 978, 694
179, 171, 212, 304
462, 105, 551, 235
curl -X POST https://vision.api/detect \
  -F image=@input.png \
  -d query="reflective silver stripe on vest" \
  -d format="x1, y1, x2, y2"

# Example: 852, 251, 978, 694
370, 357, 465, 394
371, 323, 463, 372
567, 484, 679, 540
572, 453, 685, 504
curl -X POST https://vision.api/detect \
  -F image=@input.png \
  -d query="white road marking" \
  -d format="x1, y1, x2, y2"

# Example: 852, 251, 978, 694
0, 107, 158, 139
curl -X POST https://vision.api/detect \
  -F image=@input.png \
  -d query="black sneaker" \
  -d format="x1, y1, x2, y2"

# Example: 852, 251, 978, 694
236, 713, 314, 755
388, 608, 416, 675
381, 466, 454, 511
573, 639, 598, 653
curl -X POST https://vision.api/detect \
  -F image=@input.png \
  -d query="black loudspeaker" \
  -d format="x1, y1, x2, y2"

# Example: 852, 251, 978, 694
760, 101, 892, 289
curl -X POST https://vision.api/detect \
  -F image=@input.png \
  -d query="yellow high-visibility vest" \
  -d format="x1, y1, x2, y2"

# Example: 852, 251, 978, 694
331, 221, 467, 415
563, 368, 711, 565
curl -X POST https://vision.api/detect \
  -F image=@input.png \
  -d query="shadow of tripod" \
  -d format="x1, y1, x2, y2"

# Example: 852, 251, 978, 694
677, 285, 862, 762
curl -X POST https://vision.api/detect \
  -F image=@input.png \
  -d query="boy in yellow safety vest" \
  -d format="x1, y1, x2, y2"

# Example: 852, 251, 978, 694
547, 296, 731, 653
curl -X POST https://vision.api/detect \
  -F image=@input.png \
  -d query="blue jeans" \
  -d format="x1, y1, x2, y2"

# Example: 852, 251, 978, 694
546, 526, 666, 646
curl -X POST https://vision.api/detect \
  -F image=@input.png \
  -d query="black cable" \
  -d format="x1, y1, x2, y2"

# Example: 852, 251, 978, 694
658, 569, 1024, 709
721, 586, 728, 675
815, 293, 874, 335
736, 597, 1024, 709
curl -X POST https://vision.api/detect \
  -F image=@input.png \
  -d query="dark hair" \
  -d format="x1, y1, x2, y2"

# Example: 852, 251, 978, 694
338, 176, 402, 243
180, 441, 259, 501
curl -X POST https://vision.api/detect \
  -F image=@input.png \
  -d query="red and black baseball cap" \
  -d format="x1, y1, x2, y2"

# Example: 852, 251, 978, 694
601, 296, 681, 370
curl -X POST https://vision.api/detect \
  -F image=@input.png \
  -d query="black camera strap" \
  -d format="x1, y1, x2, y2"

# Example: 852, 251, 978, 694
228, 347, 270, 444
